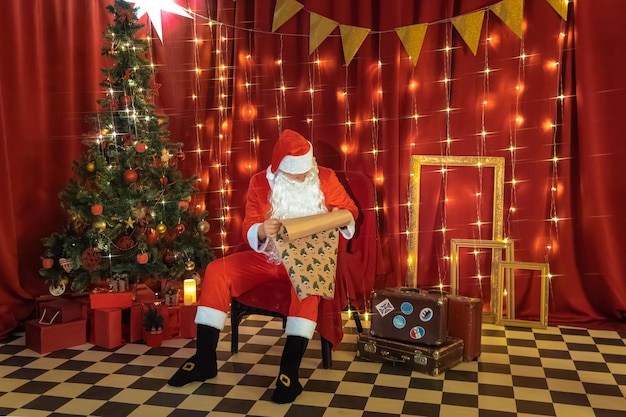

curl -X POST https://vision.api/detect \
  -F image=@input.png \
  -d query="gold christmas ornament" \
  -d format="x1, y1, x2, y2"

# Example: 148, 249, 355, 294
197, 220, 210, 233
86, 162, 96, 172
185, 260, 195, 271
93, 220, 107, 232
156, 222, 167, 234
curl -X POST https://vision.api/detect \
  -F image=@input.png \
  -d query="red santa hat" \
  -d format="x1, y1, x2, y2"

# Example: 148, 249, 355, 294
270, 129, 313, 175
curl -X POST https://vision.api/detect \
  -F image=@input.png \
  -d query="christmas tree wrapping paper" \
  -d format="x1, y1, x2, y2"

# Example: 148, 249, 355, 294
274, 210, 352, 301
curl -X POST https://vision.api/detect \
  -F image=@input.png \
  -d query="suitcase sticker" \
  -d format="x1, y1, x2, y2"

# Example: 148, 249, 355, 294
371, 288, 448, 345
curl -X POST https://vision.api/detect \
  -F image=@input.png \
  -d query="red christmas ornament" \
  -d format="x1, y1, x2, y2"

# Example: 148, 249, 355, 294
159, 176, 168, 186
91, 205, 103, 216
124, 169, 138, 183
137, 252, 149, 264
115, 235, 135, 250
42, 258, 54, 269
135, 142, 147, 153
162, 249, 176, 266
174, 223, 186, 234
121, 95, 131, 106
177, 151, 185, 161
178, 201, 189, 211
81, 247, 102, 272
146, 228, 158, 244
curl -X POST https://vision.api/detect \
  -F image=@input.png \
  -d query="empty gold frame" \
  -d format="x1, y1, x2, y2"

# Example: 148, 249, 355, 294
408, 155, 505, 287
449, 238, 514, 322
495, 261, 550, 329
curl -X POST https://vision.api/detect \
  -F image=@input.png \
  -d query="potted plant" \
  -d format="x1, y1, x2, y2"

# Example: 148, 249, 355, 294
142, 305, 165, 347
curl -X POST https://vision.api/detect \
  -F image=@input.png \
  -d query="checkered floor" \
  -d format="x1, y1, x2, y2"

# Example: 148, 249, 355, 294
1, 314, 625, 417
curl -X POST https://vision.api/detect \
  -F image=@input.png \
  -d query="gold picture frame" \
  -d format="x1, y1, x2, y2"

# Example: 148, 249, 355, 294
449, 238, 514, 323
408, 155, 505, 287
495, 261, 550, 329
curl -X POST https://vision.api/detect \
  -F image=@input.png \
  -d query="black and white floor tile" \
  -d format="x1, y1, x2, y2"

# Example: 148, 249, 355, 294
1, 314, 625, 417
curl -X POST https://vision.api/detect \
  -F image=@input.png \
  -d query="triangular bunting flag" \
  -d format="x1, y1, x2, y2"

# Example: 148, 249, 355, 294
451, 10, 485, 56
395, 23, 428, 66
309, 13, 338, 54
339, 24, 370, 65
490, 0, 524, 39
545, 0, 569, 21
272, 0, 304, 32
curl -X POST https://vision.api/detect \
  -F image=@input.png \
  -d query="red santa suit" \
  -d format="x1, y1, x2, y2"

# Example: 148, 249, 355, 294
195, 153, 358, 341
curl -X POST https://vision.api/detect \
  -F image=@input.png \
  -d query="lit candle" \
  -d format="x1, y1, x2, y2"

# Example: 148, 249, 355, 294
183, 279, 196, 306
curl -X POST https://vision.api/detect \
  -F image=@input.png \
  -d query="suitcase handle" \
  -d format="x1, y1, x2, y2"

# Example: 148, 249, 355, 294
380, 349, 410, 364
399, 287, 447, 296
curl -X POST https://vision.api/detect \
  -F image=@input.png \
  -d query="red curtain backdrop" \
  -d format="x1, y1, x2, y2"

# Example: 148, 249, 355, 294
1, 0, 625, 330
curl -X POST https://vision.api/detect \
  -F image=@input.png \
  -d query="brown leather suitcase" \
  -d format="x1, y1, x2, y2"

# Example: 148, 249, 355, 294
370, 287, 448, 346
446, 294, 483, 361
356, 330, 464, 376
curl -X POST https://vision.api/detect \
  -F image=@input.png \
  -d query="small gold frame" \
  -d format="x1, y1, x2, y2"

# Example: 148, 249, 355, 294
495, 261, 550, 329
408, 155, 505, 287
449, 238, 514, 323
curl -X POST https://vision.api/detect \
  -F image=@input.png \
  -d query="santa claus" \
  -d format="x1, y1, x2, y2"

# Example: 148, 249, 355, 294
168, 129, 358, 404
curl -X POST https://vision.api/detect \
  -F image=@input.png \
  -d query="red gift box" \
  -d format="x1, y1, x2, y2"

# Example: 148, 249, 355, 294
123, 303, 143, 343
90, 292, 133, 309
92, 304, 143, 348
94, 308, 123, 349
25, 319, 87, 354
38, 298, 82, 324
179, 304, 197, 339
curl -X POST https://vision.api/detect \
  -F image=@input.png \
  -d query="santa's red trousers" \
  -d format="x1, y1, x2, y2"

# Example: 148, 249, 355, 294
198, 250, 320, 321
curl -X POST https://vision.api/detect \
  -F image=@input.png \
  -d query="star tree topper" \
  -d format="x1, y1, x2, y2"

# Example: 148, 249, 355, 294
131, 0, 192, 42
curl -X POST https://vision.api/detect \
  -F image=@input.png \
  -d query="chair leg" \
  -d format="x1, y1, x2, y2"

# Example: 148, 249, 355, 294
321, 336, 332, 369
352, 310, 363, 334
230, 301, 243, 353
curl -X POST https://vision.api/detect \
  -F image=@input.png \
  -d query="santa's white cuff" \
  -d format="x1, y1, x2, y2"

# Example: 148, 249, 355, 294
339, 214, 356, 239
285, 316, 316, 340
247, 223, 269, 252
195, 306, 228, 330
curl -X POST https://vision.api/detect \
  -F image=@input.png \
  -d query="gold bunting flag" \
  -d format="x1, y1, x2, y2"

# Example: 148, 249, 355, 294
272, 0, 304, 32
309, 12, 338, 54
451, 10, 485, 56
545, 0, 569, 21
490, 0, 523, 39
339, 24, 370, 65
395, 23, 428, 67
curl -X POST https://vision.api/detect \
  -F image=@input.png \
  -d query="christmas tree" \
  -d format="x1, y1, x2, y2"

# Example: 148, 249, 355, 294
40, 0, 214, 294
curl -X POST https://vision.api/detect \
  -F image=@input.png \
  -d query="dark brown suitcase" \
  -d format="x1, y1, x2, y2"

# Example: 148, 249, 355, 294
370, 287, 448, 345
446, 294, 483, 361
356, 331, 464, 376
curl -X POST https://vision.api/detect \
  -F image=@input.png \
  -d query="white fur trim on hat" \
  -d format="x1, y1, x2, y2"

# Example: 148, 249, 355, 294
277, 143, 313, 175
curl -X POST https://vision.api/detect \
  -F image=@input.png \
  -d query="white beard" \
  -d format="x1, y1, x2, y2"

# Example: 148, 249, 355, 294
270, 168, 327, 219
265, 167, 327, 264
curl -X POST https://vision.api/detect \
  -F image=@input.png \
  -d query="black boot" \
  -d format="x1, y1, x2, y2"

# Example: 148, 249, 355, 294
168, 324, 219, 387
271, 335, 309, 404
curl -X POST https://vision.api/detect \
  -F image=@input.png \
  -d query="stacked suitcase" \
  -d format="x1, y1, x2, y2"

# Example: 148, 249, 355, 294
356, 287, 482, 376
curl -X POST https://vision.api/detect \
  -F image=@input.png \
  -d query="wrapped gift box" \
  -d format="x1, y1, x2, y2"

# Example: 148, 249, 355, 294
94, 308, 123, 349
123, 303, 143, 343
90, 291, 133, 309
38, 298, 82, 324
25, 319, 87, 354
179, 304, 197, 339
92, 303, 143, 349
